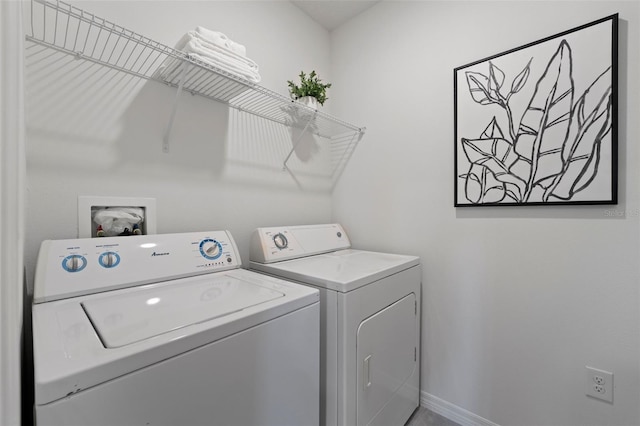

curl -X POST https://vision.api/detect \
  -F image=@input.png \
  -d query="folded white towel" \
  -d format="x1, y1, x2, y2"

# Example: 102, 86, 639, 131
194, 26, 246, 57
155, 28, 261, 85
176, 35, 261, 83
175, 32, 258, 73
155, 35, 260, 83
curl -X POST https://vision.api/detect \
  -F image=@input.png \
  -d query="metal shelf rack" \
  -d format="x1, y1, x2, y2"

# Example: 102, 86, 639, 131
25, 0, 365, 179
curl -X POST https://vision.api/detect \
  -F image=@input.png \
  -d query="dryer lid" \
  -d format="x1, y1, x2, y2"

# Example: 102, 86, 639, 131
82, 274, 284, 348
251, 249, 419, 292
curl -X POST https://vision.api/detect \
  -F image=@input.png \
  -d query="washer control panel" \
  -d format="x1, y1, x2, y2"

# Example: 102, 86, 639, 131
34, 231, 241, 303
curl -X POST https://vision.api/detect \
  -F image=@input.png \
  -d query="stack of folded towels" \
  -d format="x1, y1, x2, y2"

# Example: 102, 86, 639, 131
159, 26, 261, 83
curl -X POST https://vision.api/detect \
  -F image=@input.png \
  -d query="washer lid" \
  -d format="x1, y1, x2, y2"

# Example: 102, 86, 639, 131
251, 249, 420, 292
82, 274, 284, 348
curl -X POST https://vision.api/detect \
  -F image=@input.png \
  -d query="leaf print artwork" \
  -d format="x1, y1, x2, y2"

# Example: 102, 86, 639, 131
454, 14, 617, 206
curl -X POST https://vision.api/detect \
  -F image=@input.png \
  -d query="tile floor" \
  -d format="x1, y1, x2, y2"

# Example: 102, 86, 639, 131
405, 406, 462, 426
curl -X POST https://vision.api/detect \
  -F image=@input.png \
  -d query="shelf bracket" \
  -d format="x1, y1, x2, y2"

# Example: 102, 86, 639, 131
162, 61, 191, 153
282, 111, 318, 171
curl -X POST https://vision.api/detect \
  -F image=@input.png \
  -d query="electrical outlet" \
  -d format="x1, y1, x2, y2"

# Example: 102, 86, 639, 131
586, 366, 613, 403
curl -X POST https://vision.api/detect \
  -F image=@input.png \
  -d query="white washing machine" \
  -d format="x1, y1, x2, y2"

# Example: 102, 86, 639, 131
32, 230, 320, 426
249, 224, 421, 426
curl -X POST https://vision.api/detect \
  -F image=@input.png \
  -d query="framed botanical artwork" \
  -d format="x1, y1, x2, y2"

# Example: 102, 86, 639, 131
454, 14, 618, 207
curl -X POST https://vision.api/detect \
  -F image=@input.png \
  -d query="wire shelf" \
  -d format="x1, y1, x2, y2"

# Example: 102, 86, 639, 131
25, 0, 365, 177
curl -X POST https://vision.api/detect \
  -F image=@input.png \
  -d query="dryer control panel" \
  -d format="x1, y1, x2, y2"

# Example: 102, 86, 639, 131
250, 223, 351, 263
34, 231, 241, 303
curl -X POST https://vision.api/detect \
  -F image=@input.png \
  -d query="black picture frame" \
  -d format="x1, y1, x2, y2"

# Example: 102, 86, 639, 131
454, 14, 618, 207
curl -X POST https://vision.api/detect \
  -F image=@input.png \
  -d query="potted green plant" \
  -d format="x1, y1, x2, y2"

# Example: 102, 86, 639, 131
287, 70, 332, 110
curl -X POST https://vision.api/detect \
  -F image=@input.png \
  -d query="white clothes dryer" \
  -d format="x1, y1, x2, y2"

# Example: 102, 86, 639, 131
32, 230, 319, 426
249, 224, 421, 426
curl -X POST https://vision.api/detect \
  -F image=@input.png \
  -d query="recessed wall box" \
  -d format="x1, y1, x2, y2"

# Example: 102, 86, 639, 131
78, 196, 157, 238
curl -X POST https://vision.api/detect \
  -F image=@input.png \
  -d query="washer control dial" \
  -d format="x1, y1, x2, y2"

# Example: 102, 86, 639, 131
62, 255, 87, 273
273, 233, 288, 250
199, 239, 223, 260
99, 252, 121, 268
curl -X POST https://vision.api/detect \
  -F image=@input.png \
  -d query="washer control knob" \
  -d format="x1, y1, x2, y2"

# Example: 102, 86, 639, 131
199, 239, 223, 260
62, 255, 87, 273
99, 252, 120, 268
273, 233, 288, 250
205, 244, 220, 258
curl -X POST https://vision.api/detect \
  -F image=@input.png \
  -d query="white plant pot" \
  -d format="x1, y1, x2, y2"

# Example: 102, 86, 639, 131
298, 96, 318, 110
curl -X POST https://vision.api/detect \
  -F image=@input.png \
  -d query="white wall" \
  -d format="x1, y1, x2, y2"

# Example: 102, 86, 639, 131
24, 1, 334, 290
331, 1, 640, 425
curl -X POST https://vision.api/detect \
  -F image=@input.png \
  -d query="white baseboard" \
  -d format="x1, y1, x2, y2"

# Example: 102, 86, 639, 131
420, 391, 500, 426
